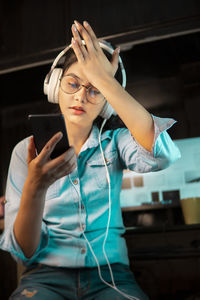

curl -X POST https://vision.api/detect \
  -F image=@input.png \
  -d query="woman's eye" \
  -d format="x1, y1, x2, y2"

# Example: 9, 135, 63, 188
90, 88, 100, 97
68, 82, 79, 89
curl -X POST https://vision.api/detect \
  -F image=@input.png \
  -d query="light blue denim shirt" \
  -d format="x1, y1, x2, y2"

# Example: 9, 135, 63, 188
0, 116, 181, 267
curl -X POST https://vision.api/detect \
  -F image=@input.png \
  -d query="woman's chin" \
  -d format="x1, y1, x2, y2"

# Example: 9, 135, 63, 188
66, 114, 89, 126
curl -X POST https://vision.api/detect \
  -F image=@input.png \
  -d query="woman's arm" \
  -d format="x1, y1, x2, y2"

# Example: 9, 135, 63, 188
94, 74, 155, 152
14, 133, 76, 258
71, 20, 154, 152
14, 179, 47, 258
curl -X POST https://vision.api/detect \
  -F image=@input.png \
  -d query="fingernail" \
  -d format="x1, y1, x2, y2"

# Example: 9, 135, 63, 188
74, 20, 79, 27
83, 20, 89, 26
117, 47, 120, 54
72, 37, 76, 44
72, 24, 77, 32
57, 131, 63, 139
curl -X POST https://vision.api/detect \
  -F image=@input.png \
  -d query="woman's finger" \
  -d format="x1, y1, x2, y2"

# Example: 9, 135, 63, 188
37, 132, 63, 165
27, 136, 37, 164
72, 24, 88, 59
111, 48, 120, 76
44, 146, 76, 173
52, 156, 77, 179
71, 38, 85, 62
74, 20, 97, 54
83, 21, 102, 52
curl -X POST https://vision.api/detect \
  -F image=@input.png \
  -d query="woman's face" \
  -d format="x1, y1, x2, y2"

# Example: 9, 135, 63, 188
58, 62, 106, 128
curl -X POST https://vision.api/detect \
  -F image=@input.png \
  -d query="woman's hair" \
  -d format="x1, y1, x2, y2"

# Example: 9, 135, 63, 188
59, 45, 127, 131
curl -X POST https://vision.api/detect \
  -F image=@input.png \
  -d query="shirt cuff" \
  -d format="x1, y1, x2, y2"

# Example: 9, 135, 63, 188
0, 221, 49, 265
135, 114, 176, 158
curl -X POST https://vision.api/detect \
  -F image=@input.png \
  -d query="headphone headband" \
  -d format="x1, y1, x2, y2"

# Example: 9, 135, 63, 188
44, 40, 126, 119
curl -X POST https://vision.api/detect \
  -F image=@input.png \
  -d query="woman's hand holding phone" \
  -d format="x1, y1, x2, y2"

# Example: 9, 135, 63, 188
13, 131, 76, 258
26, 132, 77, 191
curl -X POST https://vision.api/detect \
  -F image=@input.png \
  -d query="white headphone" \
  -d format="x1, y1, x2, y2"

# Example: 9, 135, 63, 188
44, 40, 126, 119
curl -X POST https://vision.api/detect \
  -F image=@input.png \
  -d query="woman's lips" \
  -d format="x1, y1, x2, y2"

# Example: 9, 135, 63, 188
70, 106, 86, 115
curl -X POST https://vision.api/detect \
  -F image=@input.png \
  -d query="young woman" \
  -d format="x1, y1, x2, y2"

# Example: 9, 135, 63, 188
0, 21, 180, 300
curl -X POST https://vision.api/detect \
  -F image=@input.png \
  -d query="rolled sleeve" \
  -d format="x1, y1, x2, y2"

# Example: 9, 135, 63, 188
0, 221, 49, 265
0, 138, 49, 265
116, 115, 181, 173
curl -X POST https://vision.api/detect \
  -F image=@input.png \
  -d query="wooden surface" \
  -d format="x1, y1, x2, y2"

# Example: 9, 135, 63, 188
121, 201, 180, 212
125, 224, 200, 299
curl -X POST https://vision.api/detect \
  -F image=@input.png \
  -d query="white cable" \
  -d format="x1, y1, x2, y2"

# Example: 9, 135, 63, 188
98, 120, 140, 300
69, 120, 140, 300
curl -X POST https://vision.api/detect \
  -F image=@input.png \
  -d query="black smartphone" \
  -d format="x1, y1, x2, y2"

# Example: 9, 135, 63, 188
28, 114, 70, 159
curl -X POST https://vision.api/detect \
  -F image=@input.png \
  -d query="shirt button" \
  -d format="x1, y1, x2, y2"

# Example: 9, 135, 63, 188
105, 158, 109, 164
73, 179, 78, 185
81, 248, 86, 254
81, 224, 86, 231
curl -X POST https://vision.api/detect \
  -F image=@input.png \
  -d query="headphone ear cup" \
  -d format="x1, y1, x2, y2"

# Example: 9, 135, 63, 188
44, 68, 63, 103
100, 102, 117, 119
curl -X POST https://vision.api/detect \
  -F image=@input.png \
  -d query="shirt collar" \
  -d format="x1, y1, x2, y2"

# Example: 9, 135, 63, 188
80, 124, 112, 153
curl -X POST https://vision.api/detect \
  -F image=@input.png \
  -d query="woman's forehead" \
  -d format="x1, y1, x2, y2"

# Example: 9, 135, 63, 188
64, 63, 90, 85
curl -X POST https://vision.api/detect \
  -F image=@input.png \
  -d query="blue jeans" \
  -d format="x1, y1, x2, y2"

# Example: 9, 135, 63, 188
9, 263, 149, 300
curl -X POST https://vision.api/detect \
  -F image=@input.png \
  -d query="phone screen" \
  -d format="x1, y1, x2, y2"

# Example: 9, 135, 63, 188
28, 114, 70, 159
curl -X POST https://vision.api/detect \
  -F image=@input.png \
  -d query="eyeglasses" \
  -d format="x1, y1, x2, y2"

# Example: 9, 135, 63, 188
60, 75, 104, 104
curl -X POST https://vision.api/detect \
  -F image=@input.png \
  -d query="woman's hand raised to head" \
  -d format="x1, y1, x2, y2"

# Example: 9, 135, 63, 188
26, 133, 77, 190
71, 20, 120, 87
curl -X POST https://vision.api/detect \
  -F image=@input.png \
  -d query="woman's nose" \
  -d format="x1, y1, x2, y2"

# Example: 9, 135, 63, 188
75, 86, 87, 103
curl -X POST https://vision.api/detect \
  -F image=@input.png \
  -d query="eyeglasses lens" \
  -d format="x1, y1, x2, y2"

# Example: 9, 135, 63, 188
61, 75, 103, 103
